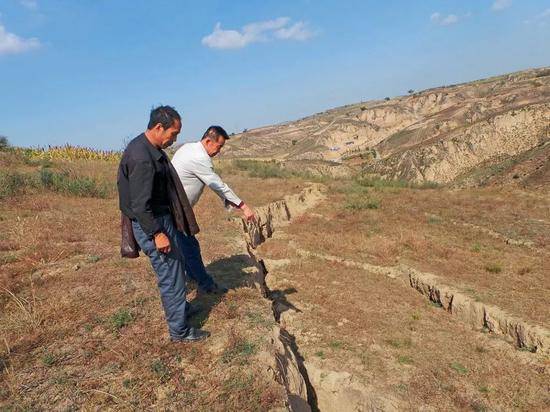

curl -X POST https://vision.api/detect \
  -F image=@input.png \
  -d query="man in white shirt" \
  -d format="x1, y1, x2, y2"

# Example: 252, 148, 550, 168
171, 125, 256, 294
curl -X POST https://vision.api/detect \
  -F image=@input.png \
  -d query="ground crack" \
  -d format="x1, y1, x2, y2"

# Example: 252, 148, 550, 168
236, 185, 326, 412
294, 245, 550, 355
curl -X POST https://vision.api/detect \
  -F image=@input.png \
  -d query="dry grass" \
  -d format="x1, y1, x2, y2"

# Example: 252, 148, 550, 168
257, 243, 550, 410
285, 184, 549, 326
0, 159, 292, 410
2, 151, 548, 410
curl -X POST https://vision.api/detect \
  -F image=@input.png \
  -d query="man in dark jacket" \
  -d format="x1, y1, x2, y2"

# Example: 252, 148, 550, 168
117, 105, 209, 342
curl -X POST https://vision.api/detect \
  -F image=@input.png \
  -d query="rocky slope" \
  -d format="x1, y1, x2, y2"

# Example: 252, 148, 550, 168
222, 67, 550, 186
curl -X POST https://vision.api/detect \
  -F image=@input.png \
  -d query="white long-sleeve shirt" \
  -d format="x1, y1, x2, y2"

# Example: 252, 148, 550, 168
171, 141, 242, 208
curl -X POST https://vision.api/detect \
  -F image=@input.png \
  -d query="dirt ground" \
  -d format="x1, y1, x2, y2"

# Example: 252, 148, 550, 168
254, 183, 549, 410
284, 183, 549, 327
0, 161, 302, 410
1, 156, 549, 411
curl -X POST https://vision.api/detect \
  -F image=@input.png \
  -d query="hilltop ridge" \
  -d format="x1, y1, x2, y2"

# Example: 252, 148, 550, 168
222, 67, 550, 187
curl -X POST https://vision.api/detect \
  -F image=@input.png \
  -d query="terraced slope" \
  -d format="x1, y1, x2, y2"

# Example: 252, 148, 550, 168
222, 67, 550, 186
241, 182, 549, 411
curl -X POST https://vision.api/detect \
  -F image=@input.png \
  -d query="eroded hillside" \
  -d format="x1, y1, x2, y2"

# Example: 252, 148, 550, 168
222, 67, 550, 186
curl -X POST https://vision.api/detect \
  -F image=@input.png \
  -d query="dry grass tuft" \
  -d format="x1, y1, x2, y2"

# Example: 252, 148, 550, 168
1, 279, 42, 331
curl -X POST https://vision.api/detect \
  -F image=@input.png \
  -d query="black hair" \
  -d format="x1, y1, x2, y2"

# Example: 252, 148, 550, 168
201, 125, 229, 141
147, 105, 181, 130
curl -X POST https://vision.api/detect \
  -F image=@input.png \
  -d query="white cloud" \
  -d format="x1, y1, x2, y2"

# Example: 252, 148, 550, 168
202, 17, 315, 49
430, 12, 460, 26
524, 8, 550, 26
0, 23, 40, 55
492, 0, 512, 11
430, 12, 441, 22
19, 0, 38, 11
275, 21, 314, 40
202, 23, 249, 49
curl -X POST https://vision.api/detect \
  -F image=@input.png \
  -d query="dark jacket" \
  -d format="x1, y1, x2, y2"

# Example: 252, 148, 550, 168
118, 134, 199, 257
118, 134, 171, 236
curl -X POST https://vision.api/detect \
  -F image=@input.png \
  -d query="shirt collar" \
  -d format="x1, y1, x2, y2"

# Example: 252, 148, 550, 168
197, 140, 209, 157
141, 133, 164, 161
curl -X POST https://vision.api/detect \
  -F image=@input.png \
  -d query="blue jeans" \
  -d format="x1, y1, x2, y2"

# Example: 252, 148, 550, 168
176, 232, 215, 290
132, 215, 190, 339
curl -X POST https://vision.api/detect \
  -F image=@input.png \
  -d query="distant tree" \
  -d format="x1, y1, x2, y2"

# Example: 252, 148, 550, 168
408, 89, 414, 94
242, 128, 248, 133
384, 97, 390, 101
0, 135, 9, 151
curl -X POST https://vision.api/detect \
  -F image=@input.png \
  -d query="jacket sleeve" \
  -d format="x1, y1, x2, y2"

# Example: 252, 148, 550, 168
192, 158, 243, 206
127, 159, 162, 237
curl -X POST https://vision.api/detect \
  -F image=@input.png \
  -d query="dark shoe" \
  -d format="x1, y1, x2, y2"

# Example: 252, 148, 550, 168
171, 327, 210, 343
186, 303, 202, 319
201, 282, 228, 294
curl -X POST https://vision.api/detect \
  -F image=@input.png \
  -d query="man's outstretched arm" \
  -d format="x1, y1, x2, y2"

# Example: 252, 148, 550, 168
191, 159, 256, 221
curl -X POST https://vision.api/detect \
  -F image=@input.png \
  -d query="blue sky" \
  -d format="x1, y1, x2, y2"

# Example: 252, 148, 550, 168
0, 0, 549, 150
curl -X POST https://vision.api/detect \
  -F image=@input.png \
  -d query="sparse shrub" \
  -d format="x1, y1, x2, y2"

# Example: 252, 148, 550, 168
471, 400, 488, 412
479, 385, 490, 394
222, 372, 254, 392
151, 359, 170, 382
417, 181, 439, 189
42, 352, 56, 367
398, 355, 413, 365
450, 362, 468, 374
329, 340, 343, 349
0, 136, 10, 151
109, 308, 133, 331
232, 159, 288, 179
40, 168, 109, 198
246, 311, 273, 328
519, 345, 537, 353
484, 263, 502, 274
315, 351, 325, 359
123, 378, 137, 389
427, 215, 441, 225
0, 171, 38, 198
0, 253, 18, 265
408, 89, 415, 94
86, 255, 100, 263
471, 243, 482, 253
345, 196, 380, 210
1, 164, 109, 200
386, 338, 412, 349
222, 332, 257, 364
384, 97, 390, 101
291, 139, 297, 146
354, 176, 438, 190
219, 301, 238, 319
360, 106, 367, 111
